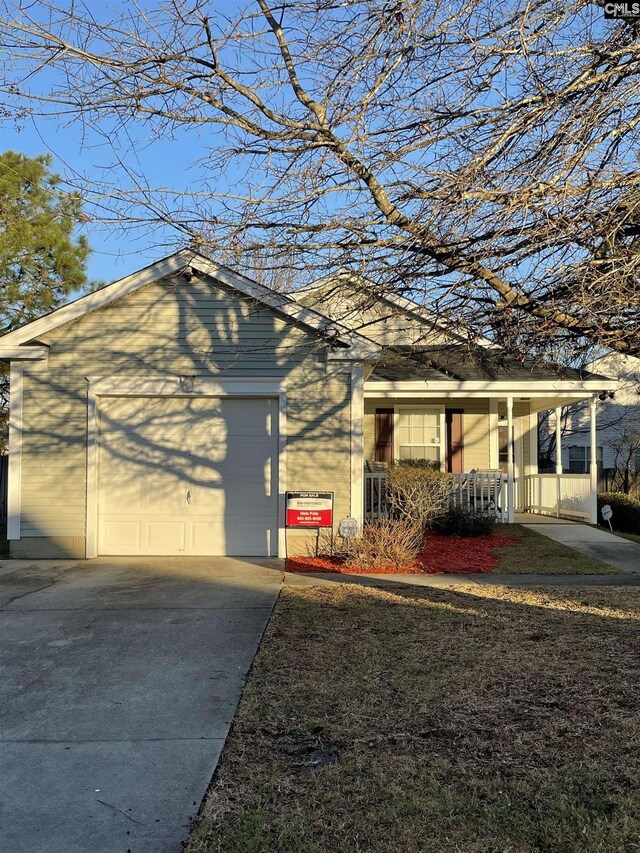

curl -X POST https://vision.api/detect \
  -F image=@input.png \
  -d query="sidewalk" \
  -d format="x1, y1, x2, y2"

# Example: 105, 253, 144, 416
525, 523, 640, 574
285, 571, 640, 588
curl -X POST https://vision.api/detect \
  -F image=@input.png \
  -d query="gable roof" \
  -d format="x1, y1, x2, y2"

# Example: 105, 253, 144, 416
0, 250, 381, 362
295, 272, 616, 390
292, 269, 496, 347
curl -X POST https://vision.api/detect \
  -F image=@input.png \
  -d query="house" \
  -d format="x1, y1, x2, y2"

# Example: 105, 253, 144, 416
541, 353, 640, 494
0, 251, 616, 559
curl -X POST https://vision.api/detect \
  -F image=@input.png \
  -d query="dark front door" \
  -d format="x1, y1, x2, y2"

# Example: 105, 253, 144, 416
375, 408, 394, 464
446, 409, 464, 473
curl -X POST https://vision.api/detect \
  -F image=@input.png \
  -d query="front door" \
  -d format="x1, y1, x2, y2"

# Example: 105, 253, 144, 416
446, 409, 464, 473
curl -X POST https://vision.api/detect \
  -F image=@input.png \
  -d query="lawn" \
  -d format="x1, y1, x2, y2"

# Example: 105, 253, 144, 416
184, 582, 640, 853
605, 529, 640, 546
492, 525, 617, 575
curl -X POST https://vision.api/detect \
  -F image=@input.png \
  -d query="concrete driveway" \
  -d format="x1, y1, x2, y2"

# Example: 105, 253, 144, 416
0, 556, 283, 853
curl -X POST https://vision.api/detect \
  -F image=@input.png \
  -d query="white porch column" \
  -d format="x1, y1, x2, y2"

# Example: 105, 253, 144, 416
350, 364, 365, 528
555, 406, 563, 475
589, 394, 598, 525
507, 396, 515, 523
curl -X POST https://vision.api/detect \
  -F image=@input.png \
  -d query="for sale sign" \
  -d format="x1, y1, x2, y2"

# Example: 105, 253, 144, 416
286, 491, 334, 528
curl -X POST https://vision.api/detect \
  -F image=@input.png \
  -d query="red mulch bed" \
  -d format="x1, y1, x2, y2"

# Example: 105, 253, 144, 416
285, 533, 517, 575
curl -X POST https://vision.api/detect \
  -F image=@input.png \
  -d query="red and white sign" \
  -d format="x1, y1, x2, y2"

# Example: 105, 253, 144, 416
286, 491, 334, 528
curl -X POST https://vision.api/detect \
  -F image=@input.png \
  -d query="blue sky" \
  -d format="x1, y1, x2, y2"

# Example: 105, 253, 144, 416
2, 112, 202, 284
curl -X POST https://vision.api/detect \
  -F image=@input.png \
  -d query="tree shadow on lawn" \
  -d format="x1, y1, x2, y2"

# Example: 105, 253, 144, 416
185, 581, 640, 853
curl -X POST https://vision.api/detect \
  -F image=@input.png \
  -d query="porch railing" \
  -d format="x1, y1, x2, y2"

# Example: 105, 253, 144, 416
451, 472, 508, 522
364, 471, 390, 520
523, 474, 591, 521
364, 471, 508, 522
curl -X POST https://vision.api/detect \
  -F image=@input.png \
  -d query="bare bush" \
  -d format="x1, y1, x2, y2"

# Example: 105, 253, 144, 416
387, 464, 454, 529
344, 519, 423, 570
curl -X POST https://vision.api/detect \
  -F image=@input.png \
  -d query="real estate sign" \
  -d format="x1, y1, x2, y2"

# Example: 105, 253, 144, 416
286, 491, 334, 528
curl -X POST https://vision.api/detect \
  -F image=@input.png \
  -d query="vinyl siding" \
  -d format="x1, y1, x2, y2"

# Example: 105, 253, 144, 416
462, 401, 491, 471
17, 275, 353, 553
364, 398, 491, 470
300, 288, 451, 346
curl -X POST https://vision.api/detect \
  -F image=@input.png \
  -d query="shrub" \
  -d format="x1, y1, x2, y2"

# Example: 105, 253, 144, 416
598, 492, 640, 535
387, 463, 453, 529
344, 519, 423, 570
435, 505, 497, 537
395, 458, 442, 471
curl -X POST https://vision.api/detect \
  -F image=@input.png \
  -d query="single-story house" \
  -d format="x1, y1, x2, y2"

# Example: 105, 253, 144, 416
0, 250, 616, 559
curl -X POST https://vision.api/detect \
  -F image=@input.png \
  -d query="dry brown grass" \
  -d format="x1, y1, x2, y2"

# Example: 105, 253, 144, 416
184, 582, 640, 853
492, 525, 618, 574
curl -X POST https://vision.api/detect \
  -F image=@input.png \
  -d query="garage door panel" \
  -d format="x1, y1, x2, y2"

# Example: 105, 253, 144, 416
100, 520, 143, 551
98, 396, 278, 556
146, 520, 186, 552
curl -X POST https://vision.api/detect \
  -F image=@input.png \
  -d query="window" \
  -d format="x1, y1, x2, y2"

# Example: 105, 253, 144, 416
498, 423, 512, 473
567, 446, 603, 474
397, 408, 442, 463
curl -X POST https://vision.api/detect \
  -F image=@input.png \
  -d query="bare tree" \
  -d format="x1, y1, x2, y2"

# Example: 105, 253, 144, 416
2, 0, 640, 357
607, 426, 640, 494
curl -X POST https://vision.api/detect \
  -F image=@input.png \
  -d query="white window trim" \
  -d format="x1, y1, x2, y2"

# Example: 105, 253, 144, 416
393, 405, 446, 470
7, 363, 24, 541
85, 376, 287, 558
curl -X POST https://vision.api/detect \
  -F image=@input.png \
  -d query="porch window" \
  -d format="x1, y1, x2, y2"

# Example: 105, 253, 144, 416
498, 419, 514, 474
567, 445, 603, 474
397, 408, 442, 462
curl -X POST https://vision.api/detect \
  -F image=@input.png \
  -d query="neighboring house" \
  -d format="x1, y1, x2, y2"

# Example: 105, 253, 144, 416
0, 251, 615, 559
540, 353, 640, 494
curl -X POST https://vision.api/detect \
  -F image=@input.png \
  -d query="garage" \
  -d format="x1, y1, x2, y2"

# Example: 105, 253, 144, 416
97, 395, 279, 556
2, 251, 371, 560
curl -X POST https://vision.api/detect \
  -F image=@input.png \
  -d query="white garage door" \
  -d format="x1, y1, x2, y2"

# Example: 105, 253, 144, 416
97, 396, 278, 556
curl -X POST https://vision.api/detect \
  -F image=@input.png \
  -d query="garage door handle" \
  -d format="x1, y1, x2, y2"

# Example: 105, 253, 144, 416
186, 490, 192, 505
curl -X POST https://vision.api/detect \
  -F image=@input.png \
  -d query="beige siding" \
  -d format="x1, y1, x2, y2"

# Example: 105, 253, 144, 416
300, 288, 451, 347
17, 275, 353, 556
462, 401, 491, 470
364, 398, 490, 470
364, 410, 376, 462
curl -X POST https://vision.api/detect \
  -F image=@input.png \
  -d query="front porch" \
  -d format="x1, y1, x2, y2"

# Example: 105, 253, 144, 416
364, 470, 593, 524
360, 377, 613, 524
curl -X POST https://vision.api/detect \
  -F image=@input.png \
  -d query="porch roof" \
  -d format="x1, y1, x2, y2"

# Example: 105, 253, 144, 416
369, 345, 611, 384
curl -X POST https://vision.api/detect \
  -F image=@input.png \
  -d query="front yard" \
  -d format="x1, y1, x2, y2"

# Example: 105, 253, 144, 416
185, 581, 640, 853
492, 525, 616, 574
286, 524, 617, 576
